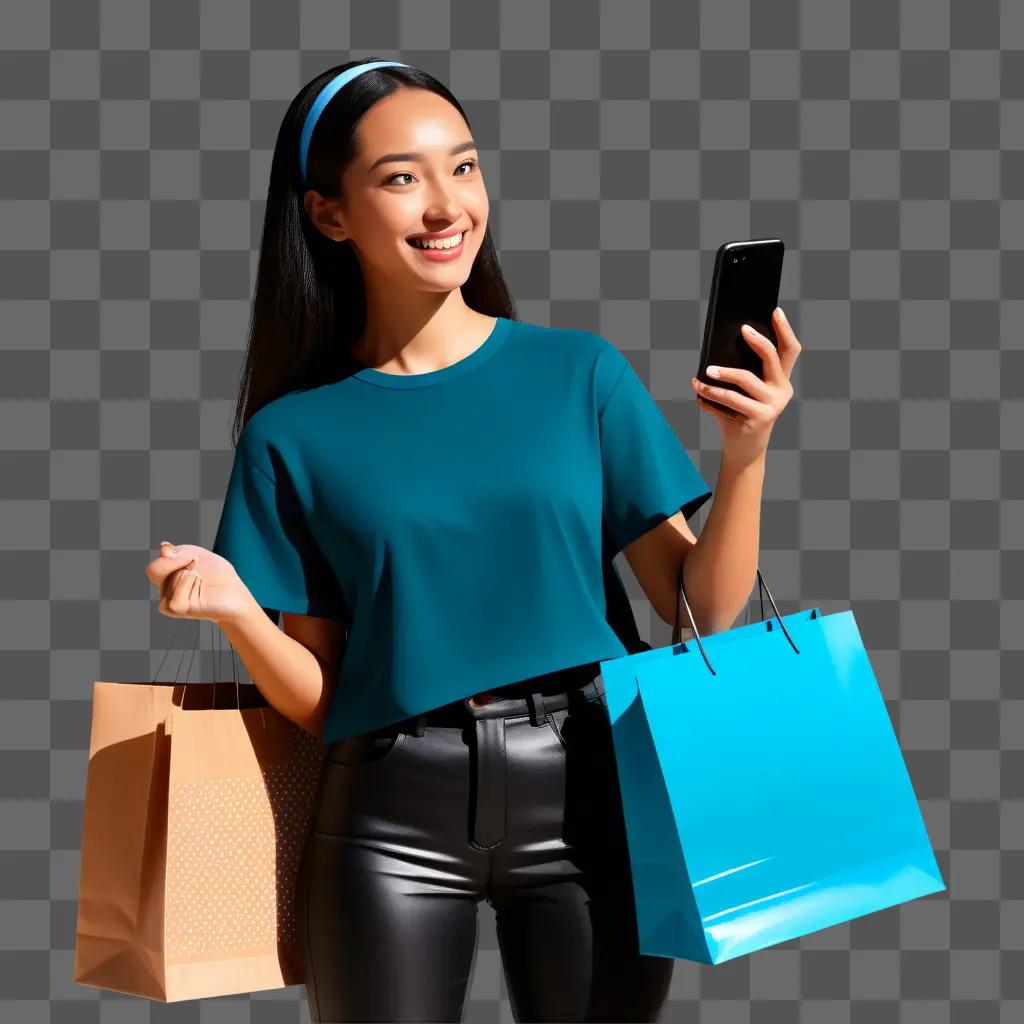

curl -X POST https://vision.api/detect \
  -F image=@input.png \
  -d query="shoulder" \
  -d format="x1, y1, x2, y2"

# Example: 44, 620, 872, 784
508, 318, 629, 395
233, 389, 315, 479
506, 318, 633, 413
508, 317, 616, 359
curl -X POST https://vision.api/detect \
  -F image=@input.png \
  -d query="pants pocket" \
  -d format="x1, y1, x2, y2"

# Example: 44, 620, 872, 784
546, 706, 570, 749
325, 729, 407, 767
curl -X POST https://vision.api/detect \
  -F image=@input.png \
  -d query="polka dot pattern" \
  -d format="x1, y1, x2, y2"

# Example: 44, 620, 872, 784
165, 723, 325, 957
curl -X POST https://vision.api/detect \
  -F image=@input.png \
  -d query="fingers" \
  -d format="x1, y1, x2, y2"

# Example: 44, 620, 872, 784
160, 541, 195, 568
146, 543, 196, 583
700, 362, 773, 403
769, 307, 801, 379
147, 543, 204, 621
738, 322, 788, 387
163, 565, 201, 617
691, 375, 763, 419
695, 391, 740, 420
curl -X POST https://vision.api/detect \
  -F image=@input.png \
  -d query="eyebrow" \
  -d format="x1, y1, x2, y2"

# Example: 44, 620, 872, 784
367, 140, 478, 173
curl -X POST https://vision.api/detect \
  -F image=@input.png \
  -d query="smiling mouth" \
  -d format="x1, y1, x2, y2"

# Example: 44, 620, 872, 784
406, 229, 468, 250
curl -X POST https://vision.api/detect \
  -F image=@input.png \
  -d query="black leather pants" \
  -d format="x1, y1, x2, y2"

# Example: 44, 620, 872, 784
296, 669, 674, 1023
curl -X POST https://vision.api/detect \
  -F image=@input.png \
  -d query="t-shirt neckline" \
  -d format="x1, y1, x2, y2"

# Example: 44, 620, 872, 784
345, 316, 511, 389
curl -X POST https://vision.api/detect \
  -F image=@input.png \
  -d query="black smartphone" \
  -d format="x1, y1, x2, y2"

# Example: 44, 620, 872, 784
696, 238, 785, 415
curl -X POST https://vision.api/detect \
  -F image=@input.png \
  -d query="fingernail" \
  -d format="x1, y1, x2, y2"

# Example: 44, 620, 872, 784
776, 306, 787, 321
161, 541, 177, 553
706, 365, 721, 378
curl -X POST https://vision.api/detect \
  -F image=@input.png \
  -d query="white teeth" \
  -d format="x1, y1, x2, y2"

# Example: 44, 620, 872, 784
409, 231, 464, 250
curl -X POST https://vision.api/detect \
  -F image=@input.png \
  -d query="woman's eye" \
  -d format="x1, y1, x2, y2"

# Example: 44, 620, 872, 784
385, 160, 476, 186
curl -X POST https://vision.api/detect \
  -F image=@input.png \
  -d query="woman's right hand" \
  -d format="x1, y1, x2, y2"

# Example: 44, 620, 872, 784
146, 541, 254, 625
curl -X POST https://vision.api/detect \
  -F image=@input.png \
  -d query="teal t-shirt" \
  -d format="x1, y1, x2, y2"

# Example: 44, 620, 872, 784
211, 316, 712, 743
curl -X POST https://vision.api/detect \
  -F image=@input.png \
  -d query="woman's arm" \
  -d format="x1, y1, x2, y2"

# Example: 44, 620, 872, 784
218, 593, 344, 736
681, 309, 801, 635
624, 309, 800, 638
676, 448, 766, 636
623, 447, 765, 637
148, 541, 344, 736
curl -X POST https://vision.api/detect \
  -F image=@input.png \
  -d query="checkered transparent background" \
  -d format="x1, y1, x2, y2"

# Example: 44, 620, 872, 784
1, 1, 1019, 1021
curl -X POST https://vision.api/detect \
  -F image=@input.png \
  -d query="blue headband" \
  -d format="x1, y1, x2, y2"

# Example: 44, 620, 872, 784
299, 61, 411, 187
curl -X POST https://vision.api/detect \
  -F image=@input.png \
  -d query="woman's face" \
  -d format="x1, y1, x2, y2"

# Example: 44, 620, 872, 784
319, 87, 489, 291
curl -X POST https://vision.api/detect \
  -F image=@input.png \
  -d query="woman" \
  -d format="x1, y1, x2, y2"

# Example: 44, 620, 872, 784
146, 59, 801, 1023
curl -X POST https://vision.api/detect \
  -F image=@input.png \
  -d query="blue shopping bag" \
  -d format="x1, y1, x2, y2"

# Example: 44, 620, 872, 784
598, 568, 946, 965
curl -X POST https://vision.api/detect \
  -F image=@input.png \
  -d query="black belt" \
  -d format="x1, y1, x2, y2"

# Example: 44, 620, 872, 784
409, 687, 571, 730
394, 662, 605, 735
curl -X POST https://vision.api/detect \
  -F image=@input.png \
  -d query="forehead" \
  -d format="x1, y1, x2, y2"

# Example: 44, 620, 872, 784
356, 88, 469, 159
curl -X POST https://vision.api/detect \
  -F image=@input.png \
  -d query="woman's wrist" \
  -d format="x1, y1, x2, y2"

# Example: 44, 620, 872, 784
214, 588, 267, 630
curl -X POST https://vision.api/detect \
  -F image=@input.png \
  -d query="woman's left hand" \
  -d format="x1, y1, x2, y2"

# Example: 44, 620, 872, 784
691, 306, 802, 464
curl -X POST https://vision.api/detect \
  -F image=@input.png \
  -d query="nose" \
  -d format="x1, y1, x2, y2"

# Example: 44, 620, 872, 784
423, 181, 464, 219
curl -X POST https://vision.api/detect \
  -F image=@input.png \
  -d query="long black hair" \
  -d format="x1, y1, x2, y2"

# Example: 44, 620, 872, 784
229, 58, 518, 446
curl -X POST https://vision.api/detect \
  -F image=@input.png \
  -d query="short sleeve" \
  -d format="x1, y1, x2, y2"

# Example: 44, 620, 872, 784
211, 428, 348, 623
598, 351, 712, 555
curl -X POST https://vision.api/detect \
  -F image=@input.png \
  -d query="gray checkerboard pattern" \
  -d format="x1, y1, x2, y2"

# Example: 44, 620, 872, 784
1, 0, 1016, 1020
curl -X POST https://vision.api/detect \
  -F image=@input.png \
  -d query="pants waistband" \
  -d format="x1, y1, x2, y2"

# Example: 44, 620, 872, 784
393, 673, 604, 736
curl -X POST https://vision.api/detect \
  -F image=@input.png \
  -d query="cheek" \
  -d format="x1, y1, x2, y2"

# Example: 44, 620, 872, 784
359, 192, 413, 233
470, 190, 489, 225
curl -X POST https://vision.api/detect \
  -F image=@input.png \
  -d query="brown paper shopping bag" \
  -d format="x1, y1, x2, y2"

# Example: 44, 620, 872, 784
73, 625, 326, 1002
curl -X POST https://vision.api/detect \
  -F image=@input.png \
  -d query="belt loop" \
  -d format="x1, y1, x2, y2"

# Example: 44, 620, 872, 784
412, 715, 426, 737
527, 691, 546, 726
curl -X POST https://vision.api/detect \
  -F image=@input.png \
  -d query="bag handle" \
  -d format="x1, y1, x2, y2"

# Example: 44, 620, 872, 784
151, 616, 243, 709
671, 563, 801, 675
